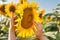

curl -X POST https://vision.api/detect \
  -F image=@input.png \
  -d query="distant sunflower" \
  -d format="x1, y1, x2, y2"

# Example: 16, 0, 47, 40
57, 17, 60, 25
57, 21, 60, 25
0, 4, 6, 16
15, 1, 40, 38
19, 0, 27, 4
5, 2, 17, 17
46, 16, 53, 22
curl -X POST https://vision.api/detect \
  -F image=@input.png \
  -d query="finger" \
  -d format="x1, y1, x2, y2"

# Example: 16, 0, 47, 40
33, 21, 38, 26
32, 27, 37, 33
33, 21, 42, 31
10, 12, 15, 30
33, 21, 41, 28
14, 16, 17, 20
37, 22, 42, 31
32, 27, 43, 37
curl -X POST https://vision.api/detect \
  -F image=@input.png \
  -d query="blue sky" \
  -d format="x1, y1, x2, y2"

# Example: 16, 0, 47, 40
39, 0, 60, 13
0, 0, 60, 13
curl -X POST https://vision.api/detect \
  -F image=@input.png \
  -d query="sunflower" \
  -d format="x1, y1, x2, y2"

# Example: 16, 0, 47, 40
19, 0, 27, 4
39, 9, 45, 23
5, 2, 17, 17
15, 1, 40, 38
46, 16, 53, 22
57, 21, 60, 25
0, 4, 6, 16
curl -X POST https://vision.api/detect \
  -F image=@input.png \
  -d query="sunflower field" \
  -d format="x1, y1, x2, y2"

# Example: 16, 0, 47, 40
0, 0, 60, 40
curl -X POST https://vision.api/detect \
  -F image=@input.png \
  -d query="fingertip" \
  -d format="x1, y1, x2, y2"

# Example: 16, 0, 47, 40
33, 21, 37, 25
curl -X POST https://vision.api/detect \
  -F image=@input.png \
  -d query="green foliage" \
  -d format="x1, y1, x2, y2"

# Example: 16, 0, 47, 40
56, 32, 60, 40
57, 3, 60, 6
1, 0, 7, 2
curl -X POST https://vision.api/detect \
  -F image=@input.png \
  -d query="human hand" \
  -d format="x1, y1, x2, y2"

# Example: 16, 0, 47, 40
33, 21, 43, 40
33, 21, 49, 40
10, 12, 15, 31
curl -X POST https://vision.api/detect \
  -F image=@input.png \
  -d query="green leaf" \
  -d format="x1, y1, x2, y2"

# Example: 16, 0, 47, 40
57, 3, 60, 6
56, 32, 60, 40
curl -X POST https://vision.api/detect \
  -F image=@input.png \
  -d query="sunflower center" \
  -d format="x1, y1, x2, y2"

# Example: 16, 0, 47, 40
39, 13, 42, 18
48, 16, 51, 19
21, 0, 23, 4
21, 8, 33, 29
20, 0, 27, 4
9, 5, 16, 12
0, 5, 5, 13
